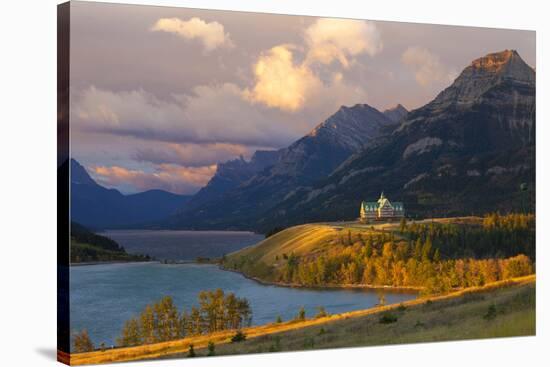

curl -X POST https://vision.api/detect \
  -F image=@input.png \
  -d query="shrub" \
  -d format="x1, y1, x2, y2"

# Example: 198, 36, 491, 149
207, 341, 215, 356
231, 330, 247, 343
303, 337, 315, 349
484, 304, 497, 320
315, 306, 328, 318
379, 313, 398, 324
187, 344, 196, 358
268, 336, 282, 352
414, 320, 425, 328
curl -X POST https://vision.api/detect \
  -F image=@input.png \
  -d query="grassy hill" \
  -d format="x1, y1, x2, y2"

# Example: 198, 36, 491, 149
228, 224, 345, 264
64, 276, 535, 365
223, 223, 378, 282
203, 278, 535, 357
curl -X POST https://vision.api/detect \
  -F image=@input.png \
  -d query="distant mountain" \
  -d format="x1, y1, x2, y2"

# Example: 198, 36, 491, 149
383, 104, 408, 123
70, 159, 191, 228
181, 150, 280, 211
261, 50, 535, 229
166, 103, 399, 229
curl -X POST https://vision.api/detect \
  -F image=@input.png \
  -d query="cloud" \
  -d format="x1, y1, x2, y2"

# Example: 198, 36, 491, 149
74, 77, 367, 158
304, 18, 382, 67
401, 47, 457, 86
244, 45, 322, 112
244, 19, 380, 112
73, 84, 297, 148
135, 142, 250, 167
91, 163, 217, 194
151, 17, 233, 51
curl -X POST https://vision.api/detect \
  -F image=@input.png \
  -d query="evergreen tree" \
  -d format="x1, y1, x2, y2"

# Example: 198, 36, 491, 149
207, 341, 216, 356
433, 248, 440, 262
414, 238, 423, 260
187, 344, 196, 358
399, 217, 407, 233
422, 237, 433, 261
295, 306, 306, 321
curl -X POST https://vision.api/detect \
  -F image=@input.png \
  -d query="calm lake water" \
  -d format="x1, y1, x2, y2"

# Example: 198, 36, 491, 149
102, 230, 264, 260
70, 231, 417, 348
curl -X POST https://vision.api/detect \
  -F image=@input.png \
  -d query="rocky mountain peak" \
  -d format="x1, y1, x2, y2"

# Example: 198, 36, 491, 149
383, 104, 408, 123
306, 103, 393, 149
424, 50, 534, 112
469, 49, 534, 82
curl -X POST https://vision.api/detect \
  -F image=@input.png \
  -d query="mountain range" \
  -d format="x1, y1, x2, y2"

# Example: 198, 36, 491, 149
165, 49, 535, 232
69, 159, 190, 229
165, 101, 406, 229
68, 49, 535, 232
260, 49, 535, 229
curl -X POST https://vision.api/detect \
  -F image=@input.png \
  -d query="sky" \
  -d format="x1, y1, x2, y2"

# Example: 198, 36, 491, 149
69, 1, 536, 195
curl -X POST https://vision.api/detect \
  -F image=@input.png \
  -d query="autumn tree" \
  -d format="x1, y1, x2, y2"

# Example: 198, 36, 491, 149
73, 330, 94, 353
117, 317, 141, 347
154, 296, 181, 342
140, 305, 156, 344
117, 291, 253, 348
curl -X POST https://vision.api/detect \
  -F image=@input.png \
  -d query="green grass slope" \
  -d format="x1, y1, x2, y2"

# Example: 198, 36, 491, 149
198, 281, 535, 357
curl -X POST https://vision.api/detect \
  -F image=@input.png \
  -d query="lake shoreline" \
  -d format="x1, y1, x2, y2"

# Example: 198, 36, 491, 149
70, 260, 156, 267
70, 259, 422, 293
67, 275, 535, 365
219, 265, 423, 293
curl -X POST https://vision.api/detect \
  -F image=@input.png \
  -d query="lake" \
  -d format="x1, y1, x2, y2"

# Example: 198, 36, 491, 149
102, 230, 264, 260
70, 231, 417, 348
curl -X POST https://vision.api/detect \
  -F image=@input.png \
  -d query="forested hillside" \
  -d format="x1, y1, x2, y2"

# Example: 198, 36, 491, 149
71, 222, 150, 263
223, 214, 535, 294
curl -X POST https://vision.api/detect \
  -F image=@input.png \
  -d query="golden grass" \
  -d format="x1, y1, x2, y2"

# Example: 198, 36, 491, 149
226, 223, 386, 271
226, 218, 479, 268
67, 274, 535, 365
228, 225, 338, 264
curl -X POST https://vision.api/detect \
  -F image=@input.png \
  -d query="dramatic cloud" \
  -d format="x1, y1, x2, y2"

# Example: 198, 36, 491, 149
151, 17, 233, 51
304, 18, 382, 67
244, 19, 379, 112
91, 163, 217, 194
73, 77, 366, 156
72, 85, 297, 148
401, 47, 457, 87
244, 45, 322, 112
